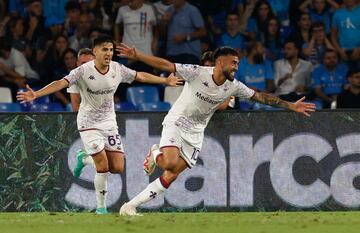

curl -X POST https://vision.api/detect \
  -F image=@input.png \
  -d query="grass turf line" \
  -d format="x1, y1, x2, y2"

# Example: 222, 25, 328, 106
0, 212, 360, 233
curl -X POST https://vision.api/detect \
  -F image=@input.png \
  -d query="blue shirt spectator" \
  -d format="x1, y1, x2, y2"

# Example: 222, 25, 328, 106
312, 49, 348, 107
235, 42, 275, 92
299, 0, 340, 35
268, 0, 290, 23
309, 8, 332, 34
217, 33, 245, 52
166, 0, 206, 63
8, 0, 26, 17
332, 4, 360, 50
42, 0, 67, 22
312, 63, 348, 95
217, 11, 245, 52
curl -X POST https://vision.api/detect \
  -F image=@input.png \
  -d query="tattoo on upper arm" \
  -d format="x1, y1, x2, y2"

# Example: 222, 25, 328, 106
252, 92, 292, 109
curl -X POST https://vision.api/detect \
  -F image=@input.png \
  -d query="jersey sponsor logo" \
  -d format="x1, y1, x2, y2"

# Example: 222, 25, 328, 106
86, 88, 115, 95
88, 75, 95, 80
195, 92, 222, 105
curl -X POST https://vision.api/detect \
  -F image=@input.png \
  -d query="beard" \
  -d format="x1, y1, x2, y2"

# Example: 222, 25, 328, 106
223, 70, 235, 81
253, 54, 264, 64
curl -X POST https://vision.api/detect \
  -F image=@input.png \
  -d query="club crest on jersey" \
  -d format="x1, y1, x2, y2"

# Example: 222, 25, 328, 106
169, 137, 176, 143
202, 81, 209, 87
88, 75, 95, 80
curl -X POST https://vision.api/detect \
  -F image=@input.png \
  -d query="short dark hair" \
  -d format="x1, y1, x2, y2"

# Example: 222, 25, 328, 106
347, 68, 360, 78
312, 21, 325, 29
323, 49, 338, 57
26, 0, 41, 6
78, 48, 94, 57
200, 51, 214, 65
92, 35, 114, 48
65, 1, 80, 12
284, 39, 300, 51
226, 9, 239, 18
213, 46, 239, 60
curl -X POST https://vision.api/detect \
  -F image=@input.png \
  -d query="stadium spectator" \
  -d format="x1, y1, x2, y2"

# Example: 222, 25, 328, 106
299, 0, 340, 34
289, 12, 312, 47
163, 0, 206, 64
42, 0, 67, 22
246, 0, 275, 41
64, 1, 81, 37
232, 0, 245, 16
0, 2, 9, 37
312, 49, 348, 108
115, 0, 157, 72
34, 35, 69, 84
268, 0, 290, 25
68, 13, 92, 51
88, 0, 114, 34
44, 16, 65, 40
8, 0, 26, 17
153, 0, 172, 21
153, 0, 172, 57
0, 36, 39, 99
302, 22, 335, 66
52, 48, 79, 106
331, 0, 360, 68
274, 40, 313, 101
337, 67, 360, 108
216, 10, 245, 54
262, 16, 283, 62
206, 0, 234, 37
235, 41, 275, 93
7, 16, 28, 53
24, 0, 46, 49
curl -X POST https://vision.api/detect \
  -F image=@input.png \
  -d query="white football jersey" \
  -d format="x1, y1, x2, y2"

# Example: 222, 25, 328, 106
64, 60, 136, 130
164, 63, 255, 133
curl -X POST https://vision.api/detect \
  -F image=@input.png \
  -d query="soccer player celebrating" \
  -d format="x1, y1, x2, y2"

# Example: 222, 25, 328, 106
117, 44, 316, 216
17, 35, 183, 214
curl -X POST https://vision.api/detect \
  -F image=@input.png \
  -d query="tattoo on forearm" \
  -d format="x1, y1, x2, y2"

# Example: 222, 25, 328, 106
252, 92, 292, 109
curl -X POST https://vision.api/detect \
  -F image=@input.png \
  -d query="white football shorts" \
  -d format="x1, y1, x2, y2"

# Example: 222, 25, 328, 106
159, 121, 203, 168
79, 128, 124, 155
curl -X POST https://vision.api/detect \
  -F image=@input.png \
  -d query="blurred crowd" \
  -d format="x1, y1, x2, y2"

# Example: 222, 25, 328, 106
0, 0, 359, 110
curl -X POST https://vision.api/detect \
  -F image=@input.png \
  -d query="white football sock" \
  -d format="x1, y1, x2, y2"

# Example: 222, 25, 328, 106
127, 178, 167, 208
94, 172, 108, 209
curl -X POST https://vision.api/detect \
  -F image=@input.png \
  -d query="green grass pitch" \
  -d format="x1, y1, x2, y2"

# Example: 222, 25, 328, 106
1, 212, 360, 233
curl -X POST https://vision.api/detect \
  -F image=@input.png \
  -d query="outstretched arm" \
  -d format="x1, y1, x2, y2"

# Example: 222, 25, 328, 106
16, 79, 68, 103
116, 43, 176, 73
251, 92, 316, 117
136, 72, 184, 86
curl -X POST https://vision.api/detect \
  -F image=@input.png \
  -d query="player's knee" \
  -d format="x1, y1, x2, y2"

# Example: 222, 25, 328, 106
109, 163, 124, 174
95, 161, 109, 172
